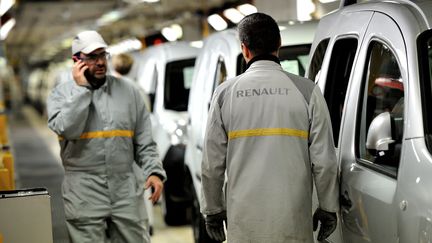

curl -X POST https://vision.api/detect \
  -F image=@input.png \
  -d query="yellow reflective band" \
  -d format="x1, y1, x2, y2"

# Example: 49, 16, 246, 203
58, 130, 134, 141
228, 128, 308, 140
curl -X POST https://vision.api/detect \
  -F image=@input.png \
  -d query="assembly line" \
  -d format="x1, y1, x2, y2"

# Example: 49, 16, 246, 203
1, 0, 432, 243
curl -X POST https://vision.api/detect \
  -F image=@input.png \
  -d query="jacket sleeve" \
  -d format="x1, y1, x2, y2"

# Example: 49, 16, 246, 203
133, 88, 166, 181
201, 89, 227, 216
309, 86, 340, 212
47, 81, 92, 139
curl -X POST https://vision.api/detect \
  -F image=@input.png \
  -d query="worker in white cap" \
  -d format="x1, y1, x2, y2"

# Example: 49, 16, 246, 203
47, 30, 166, 243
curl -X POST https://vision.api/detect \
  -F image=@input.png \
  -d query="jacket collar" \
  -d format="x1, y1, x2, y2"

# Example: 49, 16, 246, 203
246, 54, 280, 70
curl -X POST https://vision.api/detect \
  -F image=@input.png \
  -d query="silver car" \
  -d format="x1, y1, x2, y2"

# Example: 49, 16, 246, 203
307, 0, 432, 242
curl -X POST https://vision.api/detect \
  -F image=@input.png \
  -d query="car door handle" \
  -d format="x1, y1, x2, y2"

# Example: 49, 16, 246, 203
196, 145, 203, 151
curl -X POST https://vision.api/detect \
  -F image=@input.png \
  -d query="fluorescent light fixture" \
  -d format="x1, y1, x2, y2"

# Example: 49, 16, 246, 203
107, 38, 142, 55
297, 0, 315, 21
97, 10, 124, 26
319, 0, 338, 3
162, 24, 183, 42
0, 18, 15, 40
190, 40, 203, 48
237, 3, 257, 16
207, 14, 228, 31
0, 0, 15, 16
278, 25, 286, 31
123, 0, 159, 3
171, 24, 183, 39
223, 8, 245, 24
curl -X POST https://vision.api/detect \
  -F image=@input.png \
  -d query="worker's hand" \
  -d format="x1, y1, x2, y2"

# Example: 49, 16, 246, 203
144, 175, 163, 204
313, 208, 337, 241
205, 211, 226, 242
72, 59, 89, 87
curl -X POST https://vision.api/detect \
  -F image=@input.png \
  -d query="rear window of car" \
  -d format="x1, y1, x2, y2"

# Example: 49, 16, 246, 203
236, 44, 311, 76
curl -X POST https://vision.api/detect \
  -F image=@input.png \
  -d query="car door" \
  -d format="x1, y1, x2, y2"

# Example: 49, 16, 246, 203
338, 12, 406, 243
308, 10, 373, 243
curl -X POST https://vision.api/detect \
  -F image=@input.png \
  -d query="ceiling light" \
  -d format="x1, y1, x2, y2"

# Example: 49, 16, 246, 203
0, 18, 16, 40
97, 10, 125, 26
319, 0, 338, 3
162, 24, 183, 42
141, 0, 160, 2
237, 4, 257, 16
297, 0, 316, 21
207, 14, 228, 31
223, 8, 245, 24
107, 38, 143, 55
0, 0, 15, 16
190, 41, 203, 48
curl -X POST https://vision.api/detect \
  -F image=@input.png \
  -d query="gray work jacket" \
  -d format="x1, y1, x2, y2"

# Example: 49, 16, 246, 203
47, 75, 166, 194
201, 60, 339, 243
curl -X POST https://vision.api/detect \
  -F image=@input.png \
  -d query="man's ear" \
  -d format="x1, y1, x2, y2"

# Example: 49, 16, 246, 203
241, 43, 252, 62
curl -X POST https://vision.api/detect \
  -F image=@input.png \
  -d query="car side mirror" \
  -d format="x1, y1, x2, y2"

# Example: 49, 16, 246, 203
366, 111, 395, 151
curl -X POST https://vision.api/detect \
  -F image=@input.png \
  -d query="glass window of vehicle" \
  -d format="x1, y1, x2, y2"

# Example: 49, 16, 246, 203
357, 41, 404, 175
208, 57, 228, 111
324, 38, 358, 145
418, 30, 432, 153
164, 58, 195, 111
308, 38, 329, 82
279, 44, 311, 76
236, 44, 311, 76
214, 56, 228, 90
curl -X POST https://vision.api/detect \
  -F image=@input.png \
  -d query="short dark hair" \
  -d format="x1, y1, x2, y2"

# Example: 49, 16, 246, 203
237, 13, 281, 56
112, 53, 134, 75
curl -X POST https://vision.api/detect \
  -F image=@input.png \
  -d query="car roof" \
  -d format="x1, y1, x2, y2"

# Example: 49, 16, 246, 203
138, 41, 200, 63
331, 0, 432, 32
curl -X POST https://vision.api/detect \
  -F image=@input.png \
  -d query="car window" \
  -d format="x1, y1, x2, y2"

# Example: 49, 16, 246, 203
418, 30, 432, 153
357, 41, 404, 174
164, 58, 196, 111
279, 44, 311, 76
308, 38, 330, 81
236, 44, 311, 76
212, 56, 228, 95
324, 38, 358, 145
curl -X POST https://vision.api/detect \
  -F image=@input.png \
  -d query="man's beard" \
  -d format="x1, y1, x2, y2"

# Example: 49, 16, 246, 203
85, 69, 106, 89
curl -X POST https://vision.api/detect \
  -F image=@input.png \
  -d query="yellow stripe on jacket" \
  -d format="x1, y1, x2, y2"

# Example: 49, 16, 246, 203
59, 130, 134, 141
228, 128, 308, 140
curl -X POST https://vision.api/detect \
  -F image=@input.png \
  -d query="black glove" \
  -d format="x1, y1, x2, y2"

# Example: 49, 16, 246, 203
205, 211, 226, 242
313, 208, 337, 241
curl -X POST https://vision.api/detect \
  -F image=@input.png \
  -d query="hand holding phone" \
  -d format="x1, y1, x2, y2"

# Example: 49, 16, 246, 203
72, 56, 90, 87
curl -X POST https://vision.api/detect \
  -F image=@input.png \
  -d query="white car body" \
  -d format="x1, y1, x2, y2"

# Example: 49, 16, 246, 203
136, 41, 200, 225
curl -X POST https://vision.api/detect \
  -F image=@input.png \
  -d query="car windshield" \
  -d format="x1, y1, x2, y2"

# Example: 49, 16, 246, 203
164, 58, 195, 111
236, 44, 311, 75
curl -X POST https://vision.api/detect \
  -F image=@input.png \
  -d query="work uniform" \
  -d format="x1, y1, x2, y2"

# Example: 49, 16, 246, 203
201, 59, 339, 243
47, 75, 166, 243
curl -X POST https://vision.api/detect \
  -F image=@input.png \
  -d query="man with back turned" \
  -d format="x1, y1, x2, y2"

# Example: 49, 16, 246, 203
201, 13, 339, 243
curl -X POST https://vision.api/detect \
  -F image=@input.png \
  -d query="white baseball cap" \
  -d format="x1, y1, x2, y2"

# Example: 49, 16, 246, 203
72, 30, 108, 55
